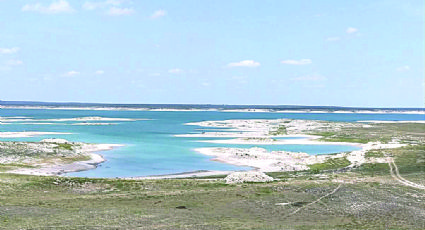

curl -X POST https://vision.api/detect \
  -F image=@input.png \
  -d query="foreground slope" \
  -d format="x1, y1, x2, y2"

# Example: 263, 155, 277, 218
0, 122, 423, 229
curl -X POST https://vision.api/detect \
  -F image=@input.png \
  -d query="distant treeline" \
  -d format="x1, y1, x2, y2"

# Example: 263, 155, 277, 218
0, 100, 423, 111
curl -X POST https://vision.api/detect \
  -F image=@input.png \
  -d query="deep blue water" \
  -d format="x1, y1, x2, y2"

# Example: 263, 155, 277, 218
0, 109, 423, 177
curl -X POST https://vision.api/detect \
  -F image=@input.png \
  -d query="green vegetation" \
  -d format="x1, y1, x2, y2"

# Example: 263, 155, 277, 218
393, 145, 425, 173
0, 163, 36, 172
60, 154, 91, 163
0, 141, 90, 166
37, 154, 92, 165
242, 137, 276, 141
314, 132, 371, 143
308, 157, 351, 172
0, 122, 423, 229
354, 163, 390, 177
364, 149, 385, 158
391, 145, 425, 185
355, 145, 425, 180
0, 171, 423, 229
54, 143, 73, 151
310, 123, 425, 145
269, 125, 287, 135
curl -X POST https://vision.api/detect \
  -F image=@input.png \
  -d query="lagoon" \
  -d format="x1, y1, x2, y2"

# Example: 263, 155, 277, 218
0, 108, 423, 177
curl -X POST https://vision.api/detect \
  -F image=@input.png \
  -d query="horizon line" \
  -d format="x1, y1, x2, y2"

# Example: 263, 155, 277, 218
0, 100, 423, 110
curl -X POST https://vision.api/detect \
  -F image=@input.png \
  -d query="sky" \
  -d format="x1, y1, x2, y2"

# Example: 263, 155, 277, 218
0, 0, 424, 107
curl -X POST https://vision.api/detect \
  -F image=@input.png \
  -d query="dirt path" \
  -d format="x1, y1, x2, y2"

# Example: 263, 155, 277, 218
387, 158, 425, 190
285, 183, 342, 216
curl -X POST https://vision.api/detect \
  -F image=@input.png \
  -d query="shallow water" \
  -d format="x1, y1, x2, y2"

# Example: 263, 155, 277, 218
0, 109, 423, 177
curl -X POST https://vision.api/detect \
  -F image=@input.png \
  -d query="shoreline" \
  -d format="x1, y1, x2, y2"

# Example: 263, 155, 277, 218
195, 137, 362, 146
5, 143, 124, 176
126, 170, 235, 180
1, 105, 424, 115
175, 118, 408, 175
191, 141, 405, 173
0, 131, 73, 138
1, 117, 422, 179
358, 120, 425, 124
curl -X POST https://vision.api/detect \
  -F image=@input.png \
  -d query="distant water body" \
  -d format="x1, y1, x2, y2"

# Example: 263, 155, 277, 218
0, 108, 423, 178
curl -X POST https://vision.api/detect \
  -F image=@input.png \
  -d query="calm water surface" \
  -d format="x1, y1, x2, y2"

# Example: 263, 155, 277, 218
0, 109, 423, 177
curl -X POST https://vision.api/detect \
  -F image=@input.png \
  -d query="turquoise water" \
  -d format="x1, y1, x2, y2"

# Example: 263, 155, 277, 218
0, 109, 423, 177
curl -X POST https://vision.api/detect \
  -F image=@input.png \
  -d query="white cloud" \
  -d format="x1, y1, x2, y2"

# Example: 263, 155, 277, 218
396, 65, 410, 72
346, 27, 358, 34
22, 0, 74, 14
291, 74, 326, 81
0, 47, 20, 54
281, 59, 312, 65
326, 37, 341, 42
151, 10, 167, 19
149, 73, 161, 76
83, 0, 135, 16
105, 0, 124, 4
82, 2, 103, 10
168, 68, 183, 74
82, 0, 123, 10
106, 7, 134, 16
227, 60, 260, 67
95, 70, 104, 75
63, 70, 80, 77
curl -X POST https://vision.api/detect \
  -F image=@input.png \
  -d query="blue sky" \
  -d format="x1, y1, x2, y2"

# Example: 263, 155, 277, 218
0, 0, 423, 107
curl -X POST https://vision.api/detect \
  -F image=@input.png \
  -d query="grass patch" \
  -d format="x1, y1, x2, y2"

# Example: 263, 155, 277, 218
61, 154, 91, 163
311, 123, 425, 145
353, 163, 389, 177
0, 163, 36, 172
313, 132, 370, 143
242, 137, 275, 141
0, 121, 423, 229
308, 157, 351, 172
269, 125, 287, 135
393, 145, 425, 175
54, 143, 73, 151
0, 165, 423, 229
364, 149, 385, 158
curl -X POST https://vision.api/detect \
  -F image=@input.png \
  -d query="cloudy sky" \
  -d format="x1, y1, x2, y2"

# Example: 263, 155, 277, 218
0, 0, 423, 107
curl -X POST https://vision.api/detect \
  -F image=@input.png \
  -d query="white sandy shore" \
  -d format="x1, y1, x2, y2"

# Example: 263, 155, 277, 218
127, 170, 235, 180
178, 118, 409, 174
7, 143, 124, 176
0, 116, 144, 122
196, 137, 360, 146
193, 142, 405, 173
71, 122, 117, 126
0, 122, 118, 126
176, 133, 290, 138
2, 116, 420, 179
0, 131, 73, 138
220, 109, 425, 114
48, 117, 142, 122
358, 120, 425, 124
0, 122, 63, 125
1, 105, 424, 114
